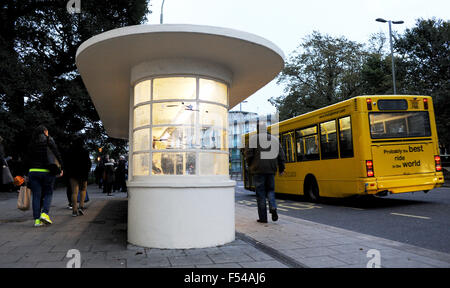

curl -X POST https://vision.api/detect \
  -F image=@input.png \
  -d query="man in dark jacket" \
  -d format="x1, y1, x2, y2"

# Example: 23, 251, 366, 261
245, 122, 285, 223
65, 137, 91, 217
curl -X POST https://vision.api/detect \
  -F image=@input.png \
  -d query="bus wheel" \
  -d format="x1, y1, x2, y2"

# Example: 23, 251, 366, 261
305, 176, 320, 203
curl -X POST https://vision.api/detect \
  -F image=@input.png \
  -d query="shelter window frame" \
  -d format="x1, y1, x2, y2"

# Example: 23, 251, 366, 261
131, 75, 229, 177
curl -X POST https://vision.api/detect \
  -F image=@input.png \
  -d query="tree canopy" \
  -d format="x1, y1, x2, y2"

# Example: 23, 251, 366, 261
0, 0, 151, 161
395, 18, 450, 149
270, 32, 367, 120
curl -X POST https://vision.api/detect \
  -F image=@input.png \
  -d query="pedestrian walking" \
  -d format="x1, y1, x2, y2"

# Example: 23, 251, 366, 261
26, 125, 63, 227
103, 158, 115, 196
0, 136, 5, 164
0, 136, 9, 190
65, 137, 91, 217
245, 122, 285, 223
115, 156, 127, 192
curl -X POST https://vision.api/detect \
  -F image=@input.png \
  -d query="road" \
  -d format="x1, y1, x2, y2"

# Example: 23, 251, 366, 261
235, 182, 450, 254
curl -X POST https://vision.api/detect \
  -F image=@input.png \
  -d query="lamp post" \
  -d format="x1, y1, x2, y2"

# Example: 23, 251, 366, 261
160, 0, 165, 24
239, 100, 248, 112
376, 18, 404, 95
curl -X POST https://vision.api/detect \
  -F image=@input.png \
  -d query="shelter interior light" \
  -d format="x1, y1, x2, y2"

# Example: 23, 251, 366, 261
132, 76, 229, 176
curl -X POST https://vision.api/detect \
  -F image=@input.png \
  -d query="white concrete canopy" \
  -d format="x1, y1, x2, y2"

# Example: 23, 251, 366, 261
76, 24, 285, 139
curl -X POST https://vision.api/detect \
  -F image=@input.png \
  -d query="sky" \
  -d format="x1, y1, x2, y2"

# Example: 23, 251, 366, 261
144, 0, 449, 116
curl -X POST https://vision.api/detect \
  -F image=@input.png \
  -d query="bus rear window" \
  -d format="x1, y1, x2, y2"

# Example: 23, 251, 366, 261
369, 112, 431, 139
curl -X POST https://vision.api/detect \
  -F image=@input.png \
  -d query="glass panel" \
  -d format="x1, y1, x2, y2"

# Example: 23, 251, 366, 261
199, 79, 228, 105
134, 80, 150, 105
304, 135, 319, 160
295, 130, 305, 160
134, 105, 150, 128
133, 153, 149, 176
339, 116, 354, 158
296, 126, 319, 161
153, 77, 196, 100
299, 126, 317, 136
281, 132, 295, 162
199, 153, 228, 175
320, 120, 338, 159
152, 152, 196, 175
133, 129, 150, 152
200, 127, 227, 150
152, 126, 196, 149
152, 102, 197, 125
369, 112, 431, 139
199, 103, 227, 128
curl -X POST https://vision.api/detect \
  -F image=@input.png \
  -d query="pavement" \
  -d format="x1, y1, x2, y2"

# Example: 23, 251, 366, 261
1, 184, 450, 268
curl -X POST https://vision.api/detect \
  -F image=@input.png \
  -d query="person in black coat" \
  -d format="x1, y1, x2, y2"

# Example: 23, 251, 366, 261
103, 158, 115, 196
65, 137, 91, 217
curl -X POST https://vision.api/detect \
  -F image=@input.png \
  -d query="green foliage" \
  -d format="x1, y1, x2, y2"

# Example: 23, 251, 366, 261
270, 32, 367, 120
0, 0, 150, 160
395, 18, 450, 150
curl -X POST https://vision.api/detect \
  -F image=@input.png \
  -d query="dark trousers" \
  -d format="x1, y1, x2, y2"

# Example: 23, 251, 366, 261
104, 181, 113, 195
29, 171, 55, 220
253, 174, 277, 221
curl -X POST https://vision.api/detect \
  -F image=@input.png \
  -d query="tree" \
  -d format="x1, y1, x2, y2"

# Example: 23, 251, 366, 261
395, 18, 450, 150
0, 0, 150, 161
270, 32, 367, 120
359, 32, 391, 95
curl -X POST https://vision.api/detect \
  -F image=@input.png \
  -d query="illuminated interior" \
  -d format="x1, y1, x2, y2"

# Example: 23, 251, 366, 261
132, 76, 229, 176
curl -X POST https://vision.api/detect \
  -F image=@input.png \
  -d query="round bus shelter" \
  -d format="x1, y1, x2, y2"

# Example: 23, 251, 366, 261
76, 24, 284, 249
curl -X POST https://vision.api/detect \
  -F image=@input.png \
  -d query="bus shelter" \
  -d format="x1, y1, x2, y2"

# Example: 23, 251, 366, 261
76, 24, 284, 249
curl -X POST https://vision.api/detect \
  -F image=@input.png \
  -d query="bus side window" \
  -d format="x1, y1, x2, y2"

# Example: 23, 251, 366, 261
298, 126, 319, 161
282, 132, 295, 163
339, 116, 354, 158
295, 130, 305, 161
280, 133, 288, 162
320, 120, 338, 159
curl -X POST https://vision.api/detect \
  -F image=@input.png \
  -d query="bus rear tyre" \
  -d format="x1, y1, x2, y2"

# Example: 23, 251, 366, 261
305, 177, 320, 203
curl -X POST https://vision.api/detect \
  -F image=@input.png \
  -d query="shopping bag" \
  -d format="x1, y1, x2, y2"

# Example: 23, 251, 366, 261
17, 186, 31, 211
77, 190, 89, 203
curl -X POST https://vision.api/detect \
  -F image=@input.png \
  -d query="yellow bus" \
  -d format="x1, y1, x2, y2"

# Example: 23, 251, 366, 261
242, 95, 445, 201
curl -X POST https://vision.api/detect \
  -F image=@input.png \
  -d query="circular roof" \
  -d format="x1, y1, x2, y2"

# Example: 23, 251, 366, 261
76, 24, 285, 139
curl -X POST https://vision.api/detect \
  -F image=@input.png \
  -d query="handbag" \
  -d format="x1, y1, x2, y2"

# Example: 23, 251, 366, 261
77, 190, 90, 203
47, 139, 62, 176
2, 163, 13, 185
17, 186, 31, 211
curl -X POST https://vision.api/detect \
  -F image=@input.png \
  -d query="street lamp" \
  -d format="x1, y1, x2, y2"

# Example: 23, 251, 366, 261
376, 18, 404, 95
160, 0, 165, 24
239, 100, 248, 112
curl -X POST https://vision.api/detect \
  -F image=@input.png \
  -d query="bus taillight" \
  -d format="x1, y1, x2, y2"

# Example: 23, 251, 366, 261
424, 98, 429, 110
366, 160, 374, 177
366, 98, 372, 110
435, 155, 442, 172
